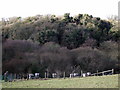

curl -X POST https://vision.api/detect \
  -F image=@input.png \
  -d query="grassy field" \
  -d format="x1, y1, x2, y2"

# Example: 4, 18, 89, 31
2, 74, 119, 88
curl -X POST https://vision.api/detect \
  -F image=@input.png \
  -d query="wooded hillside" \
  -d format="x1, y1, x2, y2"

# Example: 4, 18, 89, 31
1, 13, 119, 77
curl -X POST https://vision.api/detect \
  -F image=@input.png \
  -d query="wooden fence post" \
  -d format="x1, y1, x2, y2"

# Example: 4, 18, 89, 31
97, 70, 98, 76
47, 72, 48, 78
63, 72, 65, 79
14, 74, 16, 79
45, 72, 47, 79
112, 69, 114, 74
81, 70, 83, 77
102, 72, 104, 76
26, 73, 28, 80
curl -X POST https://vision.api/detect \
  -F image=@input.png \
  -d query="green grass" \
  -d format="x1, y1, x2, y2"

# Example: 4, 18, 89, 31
2, 74, 119, 88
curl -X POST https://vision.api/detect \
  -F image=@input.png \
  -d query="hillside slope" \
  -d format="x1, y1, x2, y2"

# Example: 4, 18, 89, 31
2, 74, 119, 88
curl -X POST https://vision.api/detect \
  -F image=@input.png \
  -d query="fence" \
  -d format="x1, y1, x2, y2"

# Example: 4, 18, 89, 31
90, 69, 114, 76
2, 73, 29, 82
1, 69, 114, 82
69, 69, 114, 78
